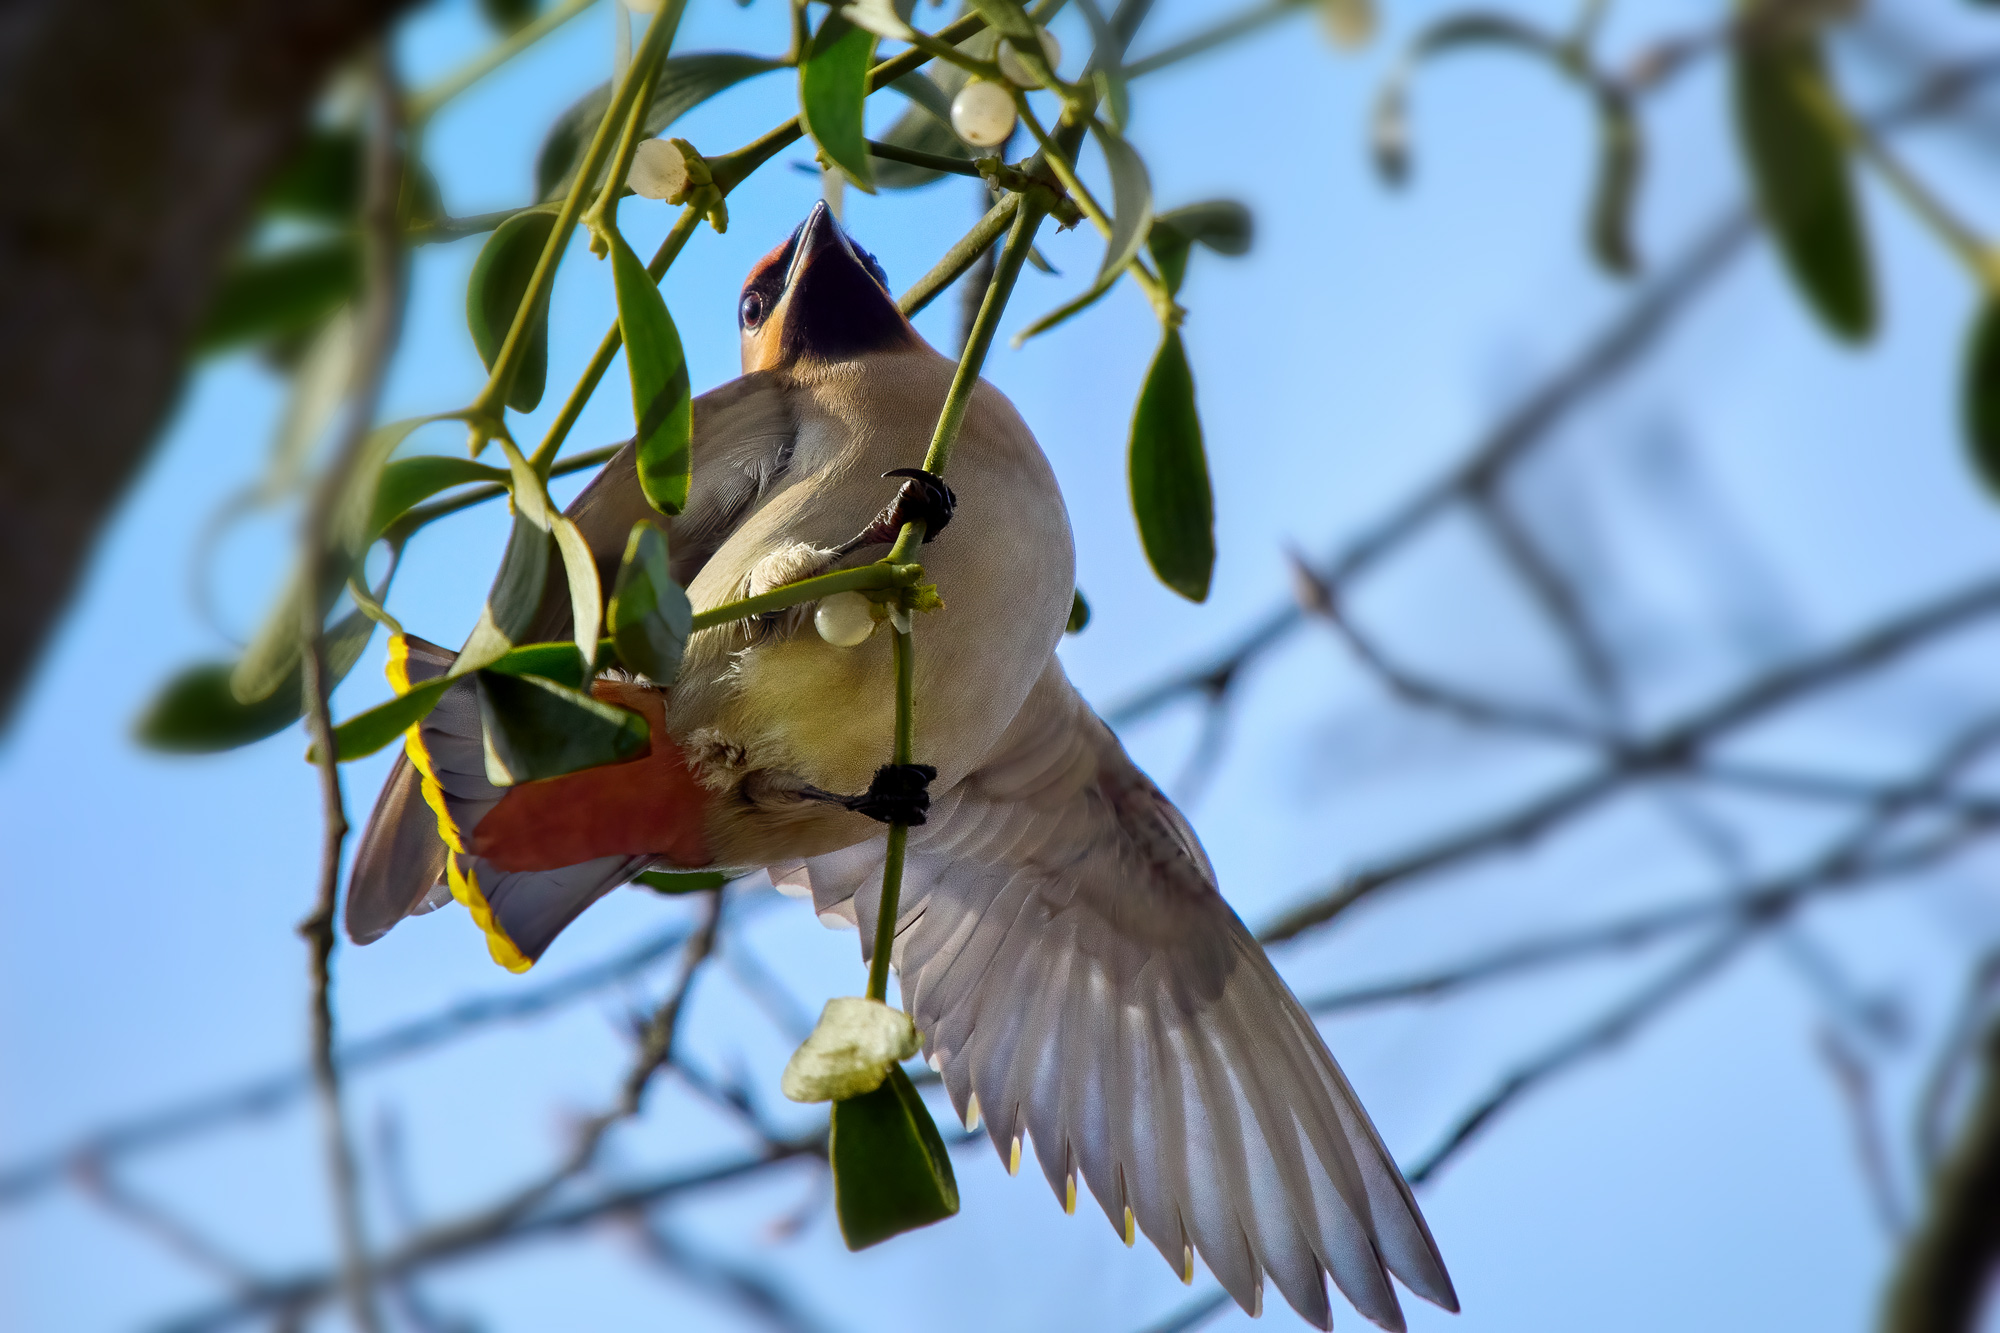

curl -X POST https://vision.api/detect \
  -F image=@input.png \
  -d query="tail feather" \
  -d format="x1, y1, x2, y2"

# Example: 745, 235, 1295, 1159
346, 754, 448, 944
344, 634, 654, 970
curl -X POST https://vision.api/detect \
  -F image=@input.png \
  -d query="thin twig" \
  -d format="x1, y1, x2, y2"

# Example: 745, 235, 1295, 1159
1109, 206, 1758, 728
1288, 547, 1604, 743
1261, 573, 2000, 942
72, 1157, 258, 1293
1817, 1027, 1906, 1236
629, 1213, 833, 1333
1407, 927, 1752, 1185
452, 889, 726, 1238
0, 916, 709, 1207
1469, 488, 1627, 721
295, 47, 407, 1333
1918, 950, 2000, 1175
1399, 720, 2000, 1184
149, 1143, 821, 1333
1128, 1288, 1234, 1333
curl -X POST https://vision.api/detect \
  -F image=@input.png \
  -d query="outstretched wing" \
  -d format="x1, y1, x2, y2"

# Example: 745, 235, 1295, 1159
346, 371, 796, 948
774, 660, 1456, 1331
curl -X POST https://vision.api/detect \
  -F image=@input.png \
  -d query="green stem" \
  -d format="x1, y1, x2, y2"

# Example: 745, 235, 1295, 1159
468, 0, 689, 432
407, 0, 600, 128
862, 198, 1052, 1011
512, 0, 1075, 479
918, 202, 1049, 479
582, 35, 668, 252
1120, 0, 1306, 79
866, 627, 916, 1003
867, 137, 987, 180
689, 563, 925, 632
1795, 63, 2000, 291
529, 206, 703, 477
388, 444, 621, 542
1014, 100, 1175, 315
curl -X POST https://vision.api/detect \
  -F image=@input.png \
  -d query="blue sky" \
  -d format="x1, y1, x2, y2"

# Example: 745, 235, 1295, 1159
7, 0, 2000, 1329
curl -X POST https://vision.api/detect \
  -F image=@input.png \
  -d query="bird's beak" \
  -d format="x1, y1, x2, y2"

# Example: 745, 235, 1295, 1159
739, 200, 925, 373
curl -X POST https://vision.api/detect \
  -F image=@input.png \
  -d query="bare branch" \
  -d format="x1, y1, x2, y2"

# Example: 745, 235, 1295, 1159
1884, 1018, 2000, 1333
1817, 1027, 1906, 1236
0, 917, 704, 1208
628, 1213, 834, 1333
1397, 719, 2000, 1184
72, 1157, 258, 1294
1407, 927, 1752, 1186
150, 1144, 821, 1333
1110, 206, 1755, 729
1129, 1289, 1233, 1333
1261, 574, 2000, 943
294, 47, 405, 1333
1918, 951, 2000, 1176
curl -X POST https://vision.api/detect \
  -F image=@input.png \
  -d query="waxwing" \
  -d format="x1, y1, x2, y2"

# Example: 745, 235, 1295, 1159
348, 201, 1456, 1331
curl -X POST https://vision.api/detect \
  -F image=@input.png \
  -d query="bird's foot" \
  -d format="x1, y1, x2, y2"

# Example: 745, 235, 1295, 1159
832, 469, 957, 557
827, 763, 937, 826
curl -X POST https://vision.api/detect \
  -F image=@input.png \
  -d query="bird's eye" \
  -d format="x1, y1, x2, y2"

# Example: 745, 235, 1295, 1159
739, 291, 767, 328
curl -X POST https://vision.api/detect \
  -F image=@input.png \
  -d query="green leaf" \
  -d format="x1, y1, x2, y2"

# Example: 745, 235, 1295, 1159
551, 515, 604, 677
1731, 31, 1875, 341
230, 558, 348, 704
1066, 588, 1090, 634
634, 869, 730, 895
1588, 92, 1644, 276
966, 0, 1040, 44
1154, 200, 1254, 257
830, 1064, 960, 1250
609, 230, 693, 515
1963, 299, 2000, 496
337, 415, 451, 556
315, 634, 602, 763
487, 638, 594, 690
324, 677, 454, 762
1090, 120, 1153, 283
1369, 14, 1563, 186
267, 312, 356, 503
138, 663, 310, 754
262, 131, 361, 221
196, 240, 360, 354
1014, 271, 1125, 345
458, 509, 555, 673
1147, 229, 1193, 298
479, 0, 536, 34
231, 412, 436, 707
1129, 329, 1214, 603
1077, 1, 1129, 130
138, 611, 374, 754
474, 670, 649, 786
873, 73, 975, 190
365, 455, 511, 544
800, 12, 878, 193
467, 206, 559, 413
842, 0, 919, 42
889, 68, 956, 123
609, 521, 693, 683
535, 55, 789, 201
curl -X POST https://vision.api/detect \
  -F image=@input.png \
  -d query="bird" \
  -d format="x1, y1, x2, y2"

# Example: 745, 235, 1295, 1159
348, 200, 1457, 1331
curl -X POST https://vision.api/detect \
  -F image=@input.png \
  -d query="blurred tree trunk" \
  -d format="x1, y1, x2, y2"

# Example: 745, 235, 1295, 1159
0, 0, 410, 729
1883, 1022, 2000, 1333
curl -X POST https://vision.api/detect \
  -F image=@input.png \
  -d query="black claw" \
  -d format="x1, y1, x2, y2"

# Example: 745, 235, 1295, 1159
841, 763, 937, 826
881, 468, 956, 542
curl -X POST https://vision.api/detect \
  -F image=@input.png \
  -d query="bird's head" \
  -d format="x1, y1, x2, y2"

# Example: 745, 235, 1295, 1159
737, 200, 926, 372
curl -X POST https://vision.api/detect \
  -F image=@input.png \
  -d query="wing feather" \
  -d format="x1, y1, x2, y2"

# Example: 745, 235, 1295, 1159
349, 373, 797, 949
786, 659, 1456, 1330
